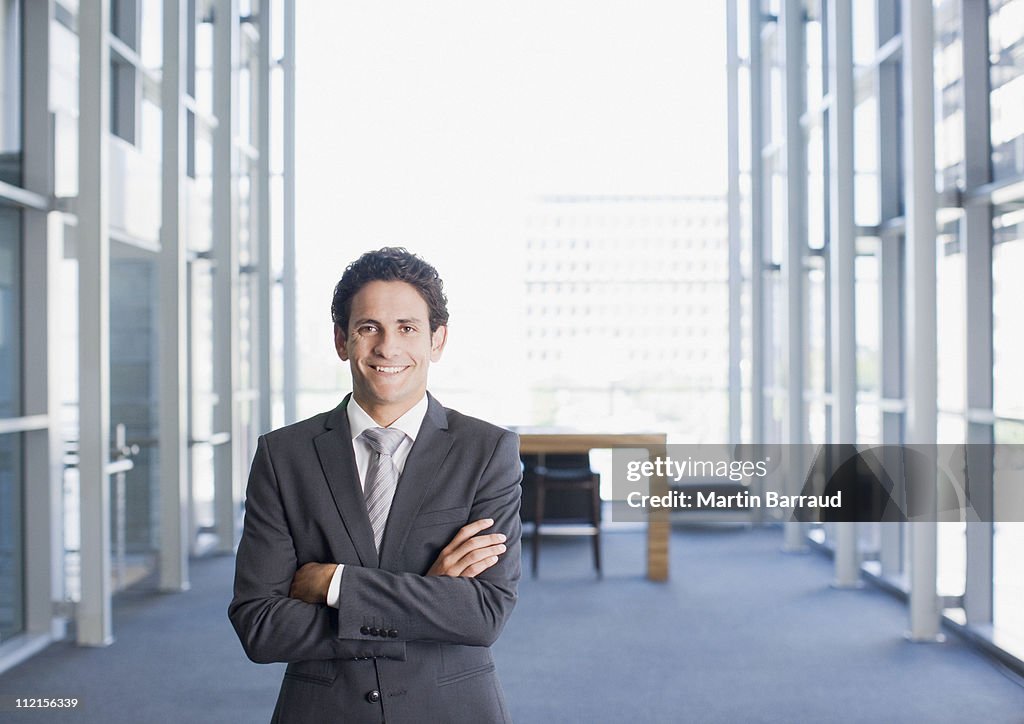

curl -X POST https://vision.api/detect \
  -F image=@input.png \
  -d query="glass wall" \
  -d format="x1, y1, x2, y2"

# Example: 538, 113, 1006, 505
989, 0, 1024, 181
992, 207, 1024, 644
0, 0, 288, 668
0, 202, 21, 641
934, 0, 963, 191
854, 244, 880, 444
0, 431, 23, 641
0, 0, 20, 186
293, 3, 731, 442
0, 205, 19, 420
734, 0, 1024, 662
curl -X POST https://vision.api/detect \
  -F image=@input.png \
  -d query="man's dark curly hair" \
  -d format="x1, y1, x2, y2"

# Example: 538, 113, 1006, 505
331, 247, 450, 333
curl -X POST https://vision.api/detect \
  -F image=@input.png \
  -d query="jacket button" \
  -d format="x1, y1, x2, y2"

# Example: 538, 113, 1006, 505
359, 626, 370, 635
366, 690, 381, 703
388, 629, 398, 638
369, 627, 379, 636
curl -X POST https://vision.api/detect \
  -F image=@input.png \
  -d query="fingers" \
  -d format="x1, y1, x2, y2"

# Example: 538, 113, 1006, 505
442, 518, 496, 554
429, 539, 504, 577
454, 544, 505, 577
446, 541, 507, 578
428, 518, 511, 577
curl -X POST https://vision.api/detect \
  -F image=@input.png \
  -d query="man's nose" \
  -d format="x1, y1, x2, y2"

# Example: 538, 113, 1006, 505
373, 330, 401, 358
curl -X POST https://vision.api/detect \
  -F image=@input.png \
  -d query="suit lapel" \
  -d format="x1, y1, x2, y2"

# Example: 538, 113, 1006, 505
379, 394, 453, 569
313, 396, 379, 568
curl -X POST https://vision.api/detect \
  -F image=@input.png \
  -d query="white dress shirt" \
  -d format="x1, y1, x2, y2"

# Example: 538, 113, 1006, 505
326, 394, 429, 608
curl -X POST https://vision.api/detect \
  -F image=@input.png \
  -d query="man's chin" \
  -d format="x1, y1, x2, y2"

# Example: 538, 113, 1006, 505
356, 384, 420, 409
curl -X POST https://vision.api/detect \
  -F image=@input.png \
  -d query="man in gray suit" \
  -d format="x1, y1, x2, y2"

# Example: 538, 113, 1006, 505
229, 248, 522, 723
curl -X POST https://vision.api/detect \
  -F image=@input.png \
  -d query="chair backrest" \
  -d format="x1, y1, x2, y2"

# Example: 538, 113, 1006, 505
519, 453, 597, 523
538, 453, 591, 472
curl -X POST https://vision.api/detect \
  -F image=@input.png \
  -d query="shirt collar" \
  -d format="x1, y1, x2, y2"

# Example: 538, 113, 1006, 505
347, 394, 429, 444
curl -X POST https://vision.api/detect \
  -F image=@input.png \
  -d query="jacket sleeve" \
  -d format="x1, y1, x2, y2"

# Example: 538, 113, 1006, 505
335, 429, 523, 647
228, 436, 406, 664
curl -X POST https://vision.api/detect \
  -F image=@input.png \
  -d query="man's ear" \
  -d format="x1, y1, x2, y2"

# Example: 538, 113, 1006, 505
334, 324, 349, 361
430, 325, 448, 362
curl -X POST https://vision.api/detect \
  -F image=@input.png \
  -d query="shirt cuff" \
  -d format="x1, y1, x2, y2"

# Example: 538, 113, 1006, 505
326, 563, 344, 608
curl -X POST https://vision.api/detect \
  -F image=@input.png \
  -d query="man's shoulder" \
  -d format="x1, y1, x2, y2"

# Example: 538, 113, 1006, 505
261, 409, 333, 447
441, 403, 517, 446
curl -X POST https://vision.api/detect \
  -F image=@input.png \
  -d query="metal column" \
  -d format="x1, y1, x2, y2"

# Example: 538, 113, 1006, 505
782, 0, 808, 552
960, 0, 994, 627
159, 0, 191, 592
748, 0, 766, 446
282, 0, 298, 425
213, 0, 241, 553
256, 0, 274, 434
726, 0, 742, 446
22, 0, 63, 641
902, 0, 941, 641
826, 0, 859, 587
876, 0, 904, 579
77, 0, 114, 646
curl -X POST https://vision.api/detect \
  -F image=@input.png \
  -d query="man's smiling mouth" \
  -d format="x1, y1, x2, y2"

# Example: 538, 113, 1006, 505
371, 365, 408, 374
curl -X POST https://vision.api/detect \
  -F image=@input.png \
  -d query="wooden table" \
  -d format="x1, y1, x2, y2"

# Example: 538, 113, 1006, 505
518, 432, 669, 581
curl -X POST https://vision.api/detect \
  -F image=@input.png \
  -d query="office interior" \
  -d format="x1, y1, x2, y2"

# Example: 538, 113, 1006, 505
1, 0, 1023, 721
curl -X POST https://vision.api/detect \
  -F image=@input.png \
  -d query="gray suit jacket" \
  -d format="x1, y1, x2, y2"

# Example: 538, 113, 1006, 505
229, 393, 522, 723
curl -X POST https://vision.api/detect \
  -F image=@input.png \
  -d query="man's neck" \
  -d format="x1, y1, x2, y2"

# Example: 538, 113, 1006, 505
352, 395, 420, 428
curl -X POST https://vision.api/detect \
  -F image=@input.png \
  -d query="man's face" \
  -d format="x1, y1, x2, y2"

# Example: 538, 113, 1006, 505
336, 280, 447, 424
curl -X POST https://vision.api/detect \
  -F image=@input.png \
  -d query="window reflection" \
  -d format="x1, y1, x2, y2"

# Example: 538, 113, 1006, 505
0, 205, 20, 420
854, 99, 880, 227
806, 120, 825, 249
0, 432, 23, 640
804, 4, 823, 104
993, 417, 1024, 642
990, 0, 1024, 180
992, 210, 1024, 420
936, 220, 965, 420
852, 0, 876, 67
0, 0, 21, 186
934, 0, 963, 190
855, 245, 879, 394
806, 260, 827, 444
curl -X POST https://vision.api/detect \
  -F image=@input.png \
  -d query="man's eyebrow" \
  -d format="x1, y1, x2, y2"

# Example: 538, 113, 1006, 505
351, 316, 424, 326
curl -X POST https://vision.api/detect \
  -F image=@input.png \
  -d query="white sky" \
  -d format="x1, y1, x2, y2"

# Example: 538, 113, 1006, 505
294, 1, 728, 422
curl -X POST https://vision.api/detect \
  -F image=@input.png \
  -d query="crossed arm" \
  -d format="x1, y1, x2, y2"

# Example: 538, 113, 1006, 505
288, 517, 508, 603
228, 431, 522, 664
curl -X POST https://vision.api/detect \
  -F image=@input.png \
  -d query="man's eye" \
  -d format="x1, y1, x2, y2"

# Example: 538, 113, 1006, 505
359, 325, 379, 334
400, 326, 416, 333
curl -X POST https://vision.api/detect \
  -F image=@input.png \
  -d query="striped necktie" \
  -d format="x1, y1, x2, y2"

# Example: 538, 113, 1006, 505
359, 427, 407, 553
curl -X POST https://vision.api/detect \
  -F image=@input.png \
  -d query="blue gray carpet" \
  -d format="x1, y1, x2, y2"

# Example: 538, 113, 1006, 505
0, 526, 1021, 723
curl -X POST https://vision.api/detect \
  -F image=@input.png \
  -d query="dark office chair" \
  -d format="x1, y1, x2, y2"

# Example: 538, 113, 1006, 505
521, 453, 602, 578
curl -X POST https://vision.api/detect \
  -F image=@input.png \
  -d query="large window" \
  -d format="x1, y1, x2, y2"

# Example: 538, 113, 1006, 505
854, 244, 880, 444
992, 211, 1024, 424
991, 210, 1024, 640
735, 0, 1024, 663
0, 0, 20, 186
936, 219, 965, 444
0, 203, 21, 642
989, 0, 1024, 181
935, 0, 964, 191
0, 431, 23, 641
294, 2, 731, 441
0, 205, 19, 420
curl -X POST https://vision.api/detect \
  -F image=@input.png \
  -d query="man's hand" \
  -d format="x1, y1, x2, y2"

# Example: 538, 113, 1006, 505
289, 562, 339, 604
427, 518, 507, 578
